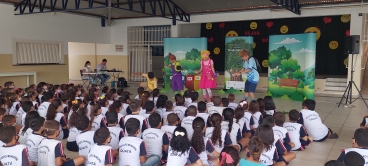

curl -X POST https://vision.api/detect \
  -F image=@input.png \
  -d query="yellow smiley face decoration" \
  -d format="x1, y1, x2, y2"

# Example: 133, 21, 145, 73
305, 27, 321, 40
214, 47, 220, 55
344, 58, 348, 66
341, 15, 351, 23
262, 60, 268, 67
280, 25, 288, 34
226, 31, 238, 37
253, 42, 256, 49
250, 22, 258, 30
206, 23, 212, 30
329, 41, 339, 49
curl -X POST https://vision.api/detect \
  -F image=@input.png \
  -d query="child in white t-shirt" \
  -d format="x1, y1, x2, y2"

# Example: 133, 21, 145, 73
238, 100, 254, 137
135, 87, 144, 100
76, 115, 96, 160
90, 103, 107, 131
298, 99, 338, 141
337, 128, 368, 164
19, 111, 40, 144
38, 120, 85, 166
188, 92, 199, 108
0, 126, 31, 166
227, 93, 238, 110
119, 118, 161, 166
87, 127, 118, 166
45, 99, 68, 140
222, 108, 249, 152
123, 99, 148, 138
16, 97, 31, 126
184, 90, 192, 107
155, 95, 168, 119
142, 113, 169, 163
283, 109, 313, 151
167, 127, 202, 166
173, 96, 187, 120
151, 89, 160, 107
162, 100, 175, 126
207, 96, 226, 115
206, 113, 233, 154
249, 100, 263, 133
143, 101, 155, 120
181, 106, 197, 140
196, 101, 210, 126
161, 113, 179, 140
118, 94, 130, 116
26, 117, 45, 165
272, 112, 295, 152
264, 96, 276, 116
105, 112, 124, 150
67, 108, 88, 152
37, 91, 53, 118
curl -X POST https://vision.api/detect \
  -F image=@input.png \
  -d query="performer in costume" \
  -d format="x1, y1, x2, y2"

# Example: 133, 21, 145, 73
168, 53, 184, 94
196, 50, 216, 102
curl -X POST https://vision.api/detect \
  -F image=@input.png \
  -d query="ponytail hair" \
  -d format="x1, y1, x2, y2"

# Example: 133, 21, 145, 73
6, 93, 17, 108
22, 111, 40, 134
108, 100, 122, 113
90, 103, 102, 124
69, 99, 83, 113
99, 98, 108, 107
170, 127, 191, 155
46, 99, 62, 120
156, 95, 168, 108
248, 136, 264, 161
234, 108, 244, 123
210, 113, 223, 147
191, 117, 205, 154
223, 108, 234, 132
140, 91, 150, 109
119, 94, 130, 104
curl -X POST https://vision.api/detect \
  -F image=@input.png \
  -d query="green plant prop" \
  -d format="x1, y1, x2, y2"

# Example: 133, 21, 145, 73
265, 91, 272, 96
218, 89, 226, 94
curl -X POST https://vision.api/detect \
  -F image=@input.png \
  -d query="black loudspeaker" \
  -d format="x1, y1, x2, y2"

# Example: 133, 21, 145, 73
117, 77, 128, 88
344, 35, 360, 54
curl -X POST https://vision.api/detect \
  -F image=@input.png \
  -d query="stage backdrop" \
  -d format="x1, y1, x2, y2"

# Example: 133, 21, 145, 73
163, 38, 207, 91
201, 15, 350, 75
224, 36, 254, 90
267, 33, 316, 101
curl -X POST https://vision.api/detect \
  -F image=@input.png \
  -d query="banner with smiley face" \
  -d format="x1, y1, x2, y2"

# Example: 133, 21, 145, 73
224, 36, 254, 90
267, 33, 316, 101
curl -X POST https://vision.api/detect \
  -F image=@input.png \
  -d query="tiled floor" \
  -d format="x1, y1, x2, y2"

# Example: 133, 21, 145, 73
62, 86, 368, 166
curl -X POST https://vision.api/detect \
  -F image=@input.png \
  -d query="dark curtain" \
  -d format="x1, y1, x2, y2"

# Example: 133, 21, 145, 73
200, 15, 350, 75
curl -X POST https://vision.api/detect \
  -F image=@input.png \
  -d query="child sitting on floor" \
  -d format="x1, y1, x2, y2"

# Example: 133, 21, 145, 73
0, 126, 31, 166
161, 113, 179, 140
87, 127, 118, 166
273, 111, 295, 152
106, 111, 124, 150
208, 96, 226, 115
337, 128, 368, 164
228, 93, 238, 109
26, 117, 45, 165
76, 115, 95, 160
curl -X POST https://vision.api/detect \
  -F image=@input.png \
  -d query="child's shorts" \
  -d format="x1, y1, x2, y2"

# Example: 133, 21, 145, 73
293, 139, 312, 151
284, 143, 292, 152
62, 159, 75, 166
314, 132, 329, 142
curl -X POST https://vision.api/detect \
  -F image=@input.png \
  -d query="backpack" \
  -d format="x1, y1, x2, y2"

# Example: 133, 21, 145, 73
251, 57, 262, 73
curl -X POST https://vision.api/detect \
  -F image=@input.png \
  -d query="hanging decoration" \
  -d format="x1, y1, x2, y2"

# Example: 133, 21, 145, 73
323, 17, 332, 24
266, 22, 273, 28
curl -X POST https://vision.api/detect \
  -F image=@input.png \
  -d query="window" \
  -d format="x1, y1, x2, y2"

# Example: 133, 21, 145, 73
13, 39, 64, 65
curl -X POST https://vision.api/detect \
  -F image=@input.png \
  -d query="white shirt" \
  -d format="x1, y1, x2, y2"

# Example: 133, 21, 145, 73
87, 144, 115, 166
221, 121, 242, 145
241, 111, 253, 131
273, 126, 289, 142
142, 128, 169, 158
283, 122, 306, 150
134, 95, 139, 100
76, 131, 96, 159
260, 135, 278, 165
299, 109, 328, 141
120, 103, 129, 116
205, 127, 232, 153
196, 113, 210, 126
67, 127, 82, 142
207, 106, 226, 115
167, 146, 200, 166
189, 102, 198, 108
156, 107, 166, 119
185, 98, 192, 107
107, 126, 124, 150
181, 116, 196, 140
124, 114, 148, 138
9, 101, 20, 115
162, 111, 174, 126
18, 127, 33, 144
252, 111, 263, 128
173, 106, 187, 120
228, 102, 238, 110
265, 110, 275, 116
341, 148, 368, 166
91, 114, 106, 131
119, 136, 147, 166
26, 132, 45, 163
101, 107, 108, 116
21, 113, 26, 126
16, 107, 26, 126
38, 138, 64, 166
54, 112, 67, 140
161, 125, 177, 140
37, 102, 51, 118
0, 144, 29, 166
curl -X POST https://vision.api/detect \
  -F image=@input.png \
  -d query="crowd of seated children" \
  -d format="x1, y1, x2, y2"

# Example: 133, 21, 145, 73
86, 127, 118, 166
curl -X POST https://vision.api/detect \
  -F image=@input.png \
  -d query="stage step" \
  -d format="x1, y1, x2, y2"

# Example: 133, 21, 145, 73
325, 77, 347, 92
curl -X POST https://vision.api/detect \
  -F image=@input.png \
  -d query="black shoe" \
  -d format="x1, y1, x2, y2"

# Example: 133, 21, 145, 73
330, 133, 339, 139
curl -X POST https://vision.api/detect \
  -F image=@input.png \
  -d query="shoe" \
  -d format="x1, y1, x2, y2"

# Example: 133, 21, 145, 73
330, 133, 339, 139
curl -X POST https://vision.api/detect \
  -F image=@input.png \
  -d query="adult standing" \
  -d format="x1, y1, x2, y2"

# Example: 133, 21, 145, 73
82, 61, 97, 84
97, 59, 111, 85
234, 49, 259, 101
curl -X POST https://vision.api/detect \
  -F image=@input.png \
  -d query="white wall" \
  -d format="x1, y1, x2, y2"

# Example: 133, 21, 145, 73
0, 3, 111, 54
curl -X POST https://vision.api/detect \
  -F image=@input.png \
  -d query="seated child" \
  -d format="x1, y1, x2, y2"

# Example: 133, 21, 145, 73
196, 101, 210, 126
337, 128, 368, 164
167, 127, 202, 166
188, 92, 199, 108
183, 90, 192, 107
360, 115, 368, 128
151, 89, 160, 107
207, 96, 226, 115
264, 96, 276, 116
87, 127, 118, 165
142, 113, 169, 162
221, 98, 229, 107
37, 92, 54, 118
228, 93, 238, 110
239, 100, 254, 136
38, 120, 85, 166
205, 113, 233, 154
222, 108, 249, 151
324, 160, 345, 166
115, 88, 124, 101
283, 109, 313, 151
219, 146, 241, 166
106, 112, 124, 150
119, 118, 161, 166
45, 99, 68, 140
0, 108, 6, 128
135, 87, 144, 100
255, 124, 281, 166
162, 100, 174, 126
26, 117, 45, 165
172, 94, 181, 107
76, 115, 96, 159
143, 101, 155, 119
20, 101, 35, 126
19, 111, 40, 144
90, 103, 107, 131
298, 99, 339, 141
123, 99, 148, 138
67, 108, 88, 152
344, 151, 365, 166
155, 95, 168, 119
173, 96, 187, 120
161, 113, 179, 140
181, 106, 197, 140
273, 112, 295, 151
240, 136, 266, 166
0, 126, 31, 166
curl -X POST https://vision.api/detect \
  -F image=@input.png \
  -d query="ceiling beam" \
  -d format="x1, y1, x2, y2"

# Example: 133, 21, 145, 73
270, 0, 301, 15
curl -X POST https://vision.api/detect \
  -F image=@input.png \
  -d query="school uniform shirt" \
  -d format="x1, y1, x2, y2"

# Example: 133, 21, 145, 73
265, 110, 275, 116
181, 116, 196, 140
196, 113, 210, 126
67, 110, 74, 122
120, 103, 129, 116
21, 113, 27, 126
228, 102, 238, 110
0, 144, 30, 166
297, 109, 329, 141
107, 126, 124, 150
61, 103, 68, 113
162, 111, 174, 126
185, 98, 192, 107
101, 107, 108, 116
26, 132, 45, 163
198, 138, 216, 165
283, 122, 308, 150
338, 148, 368, 166
156, 107, 166, 119
37, 101, 51, 118
54, 112, 67, 140
242, 111, 255, 131
189, 102, 198, 108
173, 106, 187, 120
161, 125, 177, 140
91, 114, 107, 131
221, 121, 242, 145
38, 138, 65, 166
16, 107, 26, 126
37, 94, 43, 104
207, 106, 226, 115
123, 114, 148, 138
76, 130, 96, 159
118, 136, 147, 166
139, 108, 146, 116
252, 111, 263, 128
206, 102, 214, 107
0, 140, 5, 147
167, 146, 200, 166
8, 101, 21, 115
117, 113, 125, 129
273, 126, 291, 146
134, 95, 139, 100
32, 101, 39, 111
86, 144, 115, 166
67, 127, 82, 142
18, 127, 33, 144
205, 127, 232, 153
259, 135, 280, 166
108, 100, 114, 106
142, 128, 169, 158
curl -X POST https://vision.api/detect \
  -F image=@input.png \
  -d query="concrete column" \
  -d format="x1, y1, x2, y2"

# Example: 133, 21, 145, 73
170, 24, 180, 37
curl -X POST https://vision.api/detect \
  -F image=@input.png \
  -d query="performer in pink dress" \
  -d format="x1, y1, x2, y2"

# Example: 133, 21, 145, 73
196, 50, 216, 102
